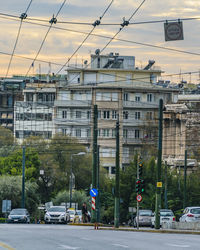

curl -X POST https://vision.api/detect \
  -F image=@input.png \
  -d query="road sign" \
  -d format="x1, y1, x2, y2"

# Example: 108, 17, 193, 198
164, 21, 184, 41
90, 188, 98, 197
157, 182, 163, 188
136, 194, 142, 202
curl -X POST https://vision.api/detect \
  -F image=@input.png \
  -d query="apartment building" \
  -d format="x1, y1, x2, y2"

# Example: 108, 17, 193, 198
14, 82, 56, 141
0, 78, 25, 131
53, 52, 178, 174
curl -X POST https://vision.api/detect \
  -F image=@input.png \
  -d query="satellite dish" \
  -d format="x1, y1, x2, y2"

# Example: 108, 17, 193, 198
95, 49, 100, 55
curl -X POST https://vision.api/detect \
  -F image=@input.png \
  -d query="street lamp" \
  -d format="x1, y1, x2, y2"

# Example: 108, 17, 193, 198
70, 152, 86, 208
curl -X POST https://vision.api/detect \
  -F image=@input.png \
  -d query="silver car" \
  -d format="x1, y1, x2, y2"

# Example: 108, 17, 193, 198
133, 210, 153, 227
7, 208, 30, 223
151, 209, 175, 227
179, 207, 200, 222
44, 206, 69, 224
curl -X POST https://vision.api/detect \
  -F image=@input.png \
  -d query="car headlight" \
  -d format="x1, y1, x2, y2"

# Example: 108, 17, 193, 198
45, 212, 50, 217
60, 213, 65, 217
8, 215, 11, 219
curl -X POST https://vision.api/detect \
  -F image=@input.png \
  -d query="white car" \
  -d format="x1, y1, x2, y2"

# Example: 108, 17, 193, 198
151, 209, 175, 227
44, 206, 69, 224
179, 207, 200, 222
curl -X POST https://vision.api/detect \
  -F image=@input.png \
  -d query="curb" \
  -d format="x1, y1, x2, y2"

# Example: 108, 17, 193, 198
97, 227, 200, 235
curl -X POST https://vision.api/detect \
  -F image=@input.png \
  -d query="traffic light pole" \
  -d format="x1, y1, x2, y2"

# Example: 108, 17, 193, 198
114, 118, 120, 228
21, 146, 26, 208
155, 99, 163, 229
92, 104, 98, 222
136, 156, 140, 229
183, 150, 187, 208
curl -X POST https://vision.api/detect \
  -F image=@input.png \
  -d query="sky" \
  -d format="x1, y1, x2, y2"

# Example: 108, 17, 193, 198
0, 0, 200, 83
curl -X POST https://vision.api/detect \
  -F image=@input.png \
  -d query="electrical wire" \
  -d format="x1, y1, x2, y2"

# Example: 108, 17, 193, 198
5, 0, 33, 78
55, 0, 114, 75
25, 0, 67, 77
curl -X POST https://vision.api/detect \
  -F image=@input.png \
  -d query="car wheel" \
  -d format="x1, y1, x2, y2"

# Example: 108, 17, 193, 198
151, 224, 154, 228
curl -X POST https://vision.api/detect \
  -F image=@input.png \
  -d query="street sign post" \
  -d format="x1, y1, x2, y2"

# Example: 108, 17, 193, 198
136, 194, 143, 202
2, 200, 11, 214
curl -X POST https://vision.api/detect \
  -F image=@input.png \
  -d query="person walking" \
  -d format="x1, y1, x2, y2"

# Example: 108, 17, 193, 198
81, 202, 88, 223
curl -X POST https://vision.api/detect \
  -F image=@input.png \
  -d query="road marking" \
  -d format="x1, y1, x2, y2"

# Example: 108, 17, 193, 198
166, 243, 190, 248
112, 243, 129, 248
59, 245, 80, 249
0, 242, 15, 250
80, 237, 91, 241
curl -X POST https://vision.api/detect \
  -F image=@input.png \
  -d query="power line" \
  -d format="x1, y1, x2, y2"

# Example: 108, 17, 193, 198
5, 0, 33, 78
55, 0, 114, 75
25, 0, 67, 77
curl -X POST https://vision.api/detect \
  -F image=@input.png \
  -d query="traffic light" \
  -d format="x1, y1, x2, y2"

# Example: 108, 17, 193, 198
136, 179, 141, 193
140, 179, 145, 193
139, 162, 143, 176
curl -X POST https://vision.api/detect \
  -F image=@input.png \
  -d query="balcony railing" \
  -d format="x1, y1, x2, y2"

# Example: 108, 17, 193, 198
54, 100, 92, 107
123, 100, 159, 109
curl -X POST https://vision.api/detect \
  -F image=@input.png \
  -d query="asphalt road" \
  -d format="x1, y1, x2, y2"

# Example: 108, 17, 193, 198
0, 224, 200, 250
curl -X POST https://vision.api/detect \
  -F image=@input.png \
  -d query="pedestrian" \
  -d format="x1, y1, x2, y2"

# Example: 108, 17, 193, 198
81, 202, 88, 223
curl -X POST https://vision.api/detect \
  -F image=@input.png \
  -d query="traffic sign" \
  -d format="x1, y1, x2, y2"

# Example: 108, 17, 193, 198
164, 21, 184, 41
136, 194, 142, 202
90, 188, 98, 197
157, 182, 163, 188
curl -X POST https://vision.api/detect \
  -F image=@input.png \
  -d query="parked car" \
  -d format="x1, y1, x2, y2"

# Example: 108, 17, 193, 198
133, 210, 153, 227
75, 210, 82, 223
7, 208, 30, 223
151, 209, 175, 227
179, 207, 200, 222
44, 206, 69, 224
67, 208, 76, 223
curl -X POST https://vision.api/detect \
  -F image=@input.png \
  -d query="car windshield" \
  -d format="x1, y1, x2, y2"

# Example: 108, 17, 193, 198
68, 210, 75, 215
160, 211, 174, 216
48, 207, 65, 212
10, 209, 26, 215
139, 211, 152, 216
190, 208, 200, 214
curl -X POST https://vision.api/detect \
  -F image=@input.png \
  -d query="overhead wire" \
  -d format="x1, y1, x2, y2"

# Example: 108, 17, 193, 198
55, 0, 114, 75
25, 0, 67, 77
5, 0, 33, 78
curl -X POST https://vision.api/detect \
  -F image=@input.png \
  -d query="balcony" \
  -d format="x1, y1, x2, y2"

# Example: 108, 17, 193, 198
123, 100, 159, 109
54, 118, 91, 126
54, 100, 92, 107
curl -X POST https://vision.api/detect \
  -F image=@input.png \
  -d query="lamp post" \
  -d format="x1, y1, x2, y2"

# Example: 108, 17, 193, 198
70, 152, 86, 208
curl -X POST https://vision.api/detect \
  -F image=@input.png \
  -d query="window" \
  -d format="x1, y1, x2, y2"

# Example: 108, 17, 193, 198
124, 93, 129, 101
96, 92, 102, 101
111, 92, 118, 101
147, 93, 152, 102
62, 110, 67, 119
103, 111, 110, 119
102, 93, 111, 101
76, 111, 81, 118
135, 112, 141, 120
98, 110, 101, 119
135, 129, 140, 138
111, 167, 116, 174
87, 111, 91, 119
123, 129, 128, 138
102, 129, 110, 137
112, 110, 117, 119
75, 129, 81, 137
87, 129, 91, 137
135, 96, 141, 102
112, 129, 116, 138
98, 129, 101, 137
146, 111, 153, 120
123, 111, 129, 119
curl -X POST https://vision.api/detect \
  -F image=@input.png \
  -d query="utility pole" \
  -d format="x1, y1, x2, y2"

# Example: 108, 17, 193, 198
155, 99, 163, 229
164, 161, 168, 209
70, 154, 73, 208
96, 145, 100, 223
21, 146, 26, 208
183, 150, 187, 208
136, 156, 140, 230
114, 117, 120, 228
92, 104, 98, 222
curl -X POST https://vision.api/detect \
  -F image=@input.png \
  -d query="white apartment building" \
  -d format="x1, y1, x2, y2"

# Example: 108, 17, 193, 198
53, 52, 178, 174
